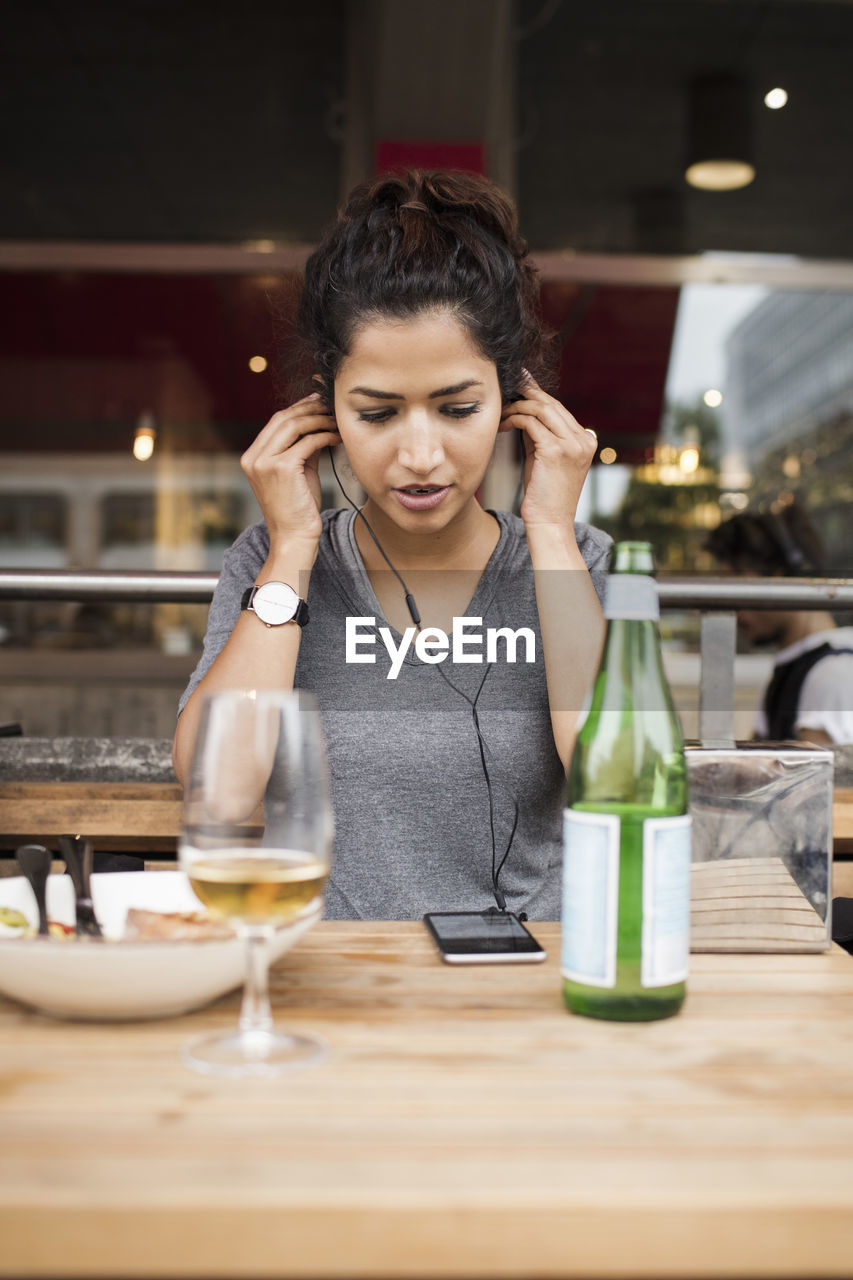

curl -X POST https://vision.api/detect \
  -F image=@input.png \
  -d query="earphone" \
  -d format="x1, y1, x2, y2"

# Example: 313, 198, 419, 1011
325, 444, 523, 916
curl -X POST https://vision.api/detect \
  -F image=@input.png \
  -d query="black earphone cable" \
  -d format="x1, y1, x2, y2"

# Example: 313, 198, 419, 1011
433, 655, 519, 912
327, 450, 421, 628
327, 446, 520, 913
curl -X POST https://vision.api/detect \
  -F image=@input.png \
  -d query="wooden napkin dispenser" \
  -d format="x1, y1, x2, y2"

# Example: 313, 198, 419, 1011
686, 742, 833, 952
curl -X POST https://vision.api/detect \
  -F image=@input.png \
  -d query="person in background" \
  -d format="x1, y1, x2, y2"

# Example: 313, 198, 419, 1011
705, 503, 853, 744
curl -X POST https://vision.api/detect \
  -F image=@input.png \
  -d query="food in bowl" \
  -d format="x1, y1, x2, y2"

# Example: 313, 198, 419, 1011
0, 906, 74, 939
123, 908, 235, 941
0, 900, 230, 942
0, 871, 322, 1020
0, 906, 32, 936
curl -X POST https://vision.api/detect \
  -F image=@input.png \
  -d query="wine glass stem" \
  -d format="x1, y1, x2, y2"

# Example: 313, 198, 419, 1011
238, 925, 275, 1037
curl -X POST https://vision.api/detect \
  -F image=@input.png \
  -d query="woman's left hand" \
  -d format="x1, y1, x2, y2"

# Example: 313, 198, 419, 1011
501, 374, 605, 768
500, 373, 597, 537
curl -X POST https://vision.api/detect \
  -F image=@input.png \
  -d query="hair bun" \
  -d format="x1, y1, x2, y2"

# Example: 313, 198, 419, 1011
295, 168, 552, 404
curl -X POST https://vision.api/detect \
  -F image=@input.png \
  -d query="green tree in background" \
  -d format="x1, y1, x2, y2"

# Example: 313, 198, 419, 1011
594, 397, 722, 572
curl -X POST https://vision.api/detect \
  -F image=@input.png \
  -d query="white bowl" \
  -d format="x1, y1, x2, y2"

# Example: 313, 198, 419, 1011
0, 871, 321, 1021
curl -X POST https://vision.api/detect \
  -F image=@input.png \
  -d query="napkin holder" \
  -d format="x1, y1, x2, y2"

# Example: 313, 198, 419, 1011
686, 741, 833, 952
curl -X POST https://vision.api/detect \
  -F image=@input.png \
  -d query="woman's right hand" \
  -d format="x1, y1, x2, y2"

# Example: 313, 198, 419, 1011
240, 393, 341, 550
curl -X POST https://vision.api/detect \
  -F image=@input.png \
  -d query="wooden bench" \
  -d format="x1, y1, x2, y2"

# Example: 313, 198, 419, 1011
0, 780, 182, 854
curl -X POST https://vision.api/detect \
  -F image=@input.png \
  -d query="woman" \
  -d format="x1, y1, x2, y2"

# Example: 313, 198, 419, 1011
174, 170, 611, 919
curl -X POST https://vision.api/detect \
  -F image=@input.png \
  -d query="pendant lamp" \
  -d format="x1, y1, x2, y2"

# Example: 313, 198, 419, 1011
685, 74, 755, 191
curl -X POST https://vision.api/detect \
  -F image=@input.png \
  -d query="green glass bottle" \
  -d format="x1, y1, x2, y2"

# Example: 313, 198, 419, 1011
562, 541, 690, 1021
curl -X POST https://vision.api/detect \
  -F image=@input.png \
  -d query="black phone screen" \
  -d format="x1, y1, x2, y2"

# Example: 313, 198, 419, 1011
423, 911, 547, 964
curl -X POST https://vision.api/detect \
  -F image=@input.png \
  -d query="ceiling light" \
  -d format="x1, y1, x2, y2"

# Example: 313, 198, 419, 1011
686, 160, 755, 192
599, 446, 617, 465
703, 388, 723, 407
685, 75, 756, 192
764, 87, 788, 110
248, 355, 268, 373
133, 415, 156, 461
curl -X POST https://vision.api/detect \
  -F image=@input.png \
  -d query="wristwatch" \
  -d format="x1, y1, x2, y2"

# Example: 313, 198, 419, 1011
241, 582, 309, 628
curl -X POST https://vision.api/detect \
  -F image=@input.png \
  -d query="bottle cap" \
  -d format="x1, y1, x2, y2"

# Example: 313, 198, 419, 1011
604, 574, 660, 621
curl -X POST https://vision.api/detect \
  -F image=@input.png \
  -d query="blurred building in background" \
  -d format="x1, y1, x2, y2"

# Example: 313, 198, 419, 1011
724, 293, 853, 574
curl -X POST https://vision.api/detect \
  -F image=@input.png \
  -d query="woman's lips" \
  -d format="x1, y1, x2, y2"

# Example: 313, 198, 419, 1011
392, 485, 451, 511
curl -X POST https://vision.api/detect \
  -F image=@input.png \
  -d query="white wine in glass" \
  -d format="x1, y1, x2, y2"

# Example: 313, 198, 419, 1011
188, 851, 328, 924
179, 689, 333, 1076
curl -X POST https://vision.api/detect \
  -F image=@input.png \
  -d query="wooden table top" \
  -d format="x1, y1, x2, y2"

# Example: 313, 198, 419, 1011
3, 920, 853, 1280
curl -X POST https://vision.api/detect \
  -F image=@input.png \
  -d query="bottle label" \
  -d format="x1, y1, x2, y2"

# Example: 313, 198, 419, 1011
604, 574, 659, 621
561, 811, 691, 989
561, 810, 620, 987
642, 815, 691, 988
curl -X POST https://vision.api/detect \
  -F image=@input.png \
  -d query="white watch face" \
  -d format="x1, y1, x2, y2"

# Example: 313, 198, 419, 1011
252, 582, 299, 625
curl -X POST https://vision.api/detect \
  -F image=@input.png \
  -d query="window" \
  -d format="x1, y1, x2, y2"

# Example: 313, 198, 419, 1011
0, 493, 66, 564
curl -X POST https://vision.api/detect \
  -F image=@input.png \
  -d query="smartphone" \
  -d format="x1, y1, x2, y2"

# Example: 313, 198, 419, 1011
423, 910, 547, 964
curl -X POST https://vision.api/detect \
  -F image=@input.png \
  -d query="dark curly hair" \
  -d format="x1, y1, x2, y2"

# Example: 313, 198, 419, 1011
292, 170, 551, 407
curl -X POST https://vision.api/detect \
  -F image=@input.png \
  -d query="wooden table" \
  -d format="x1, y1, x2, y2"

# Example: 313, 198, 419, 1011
833, 785, 853, 852
3, 921, 853, 1279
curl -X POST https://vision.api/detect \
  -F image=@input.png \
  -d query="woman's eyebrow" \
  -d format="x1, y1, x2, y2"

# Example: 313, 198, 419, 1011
349, 386, 403, 400
348, 379, 483, 400
429, 379, 483, 398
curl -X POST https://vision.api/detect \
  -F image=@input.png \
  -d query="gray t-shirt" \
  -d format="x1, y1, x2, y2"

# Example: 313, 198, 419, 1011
179, 508, 612, 920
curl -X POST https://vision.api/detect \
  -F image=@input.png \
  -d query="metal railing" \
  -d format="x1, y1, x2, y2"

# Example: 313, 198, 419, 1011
3, 569, 853, 743
0, 570, 220, 603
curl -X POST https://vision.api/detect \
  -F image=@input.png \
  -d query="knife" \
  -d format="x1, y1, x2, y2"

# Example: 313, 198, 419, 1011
15, 844, 52, 937
58, 834, 103, 939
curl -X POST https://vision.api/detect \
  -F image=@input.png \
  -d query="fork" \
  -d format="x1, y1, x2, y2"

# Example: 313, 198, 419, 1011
58, 834, 103, 939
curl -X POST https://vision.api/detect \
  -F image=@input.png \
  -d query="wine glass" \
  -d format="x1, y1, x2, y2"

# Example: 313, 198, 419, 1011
179, 689, 333, 1076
